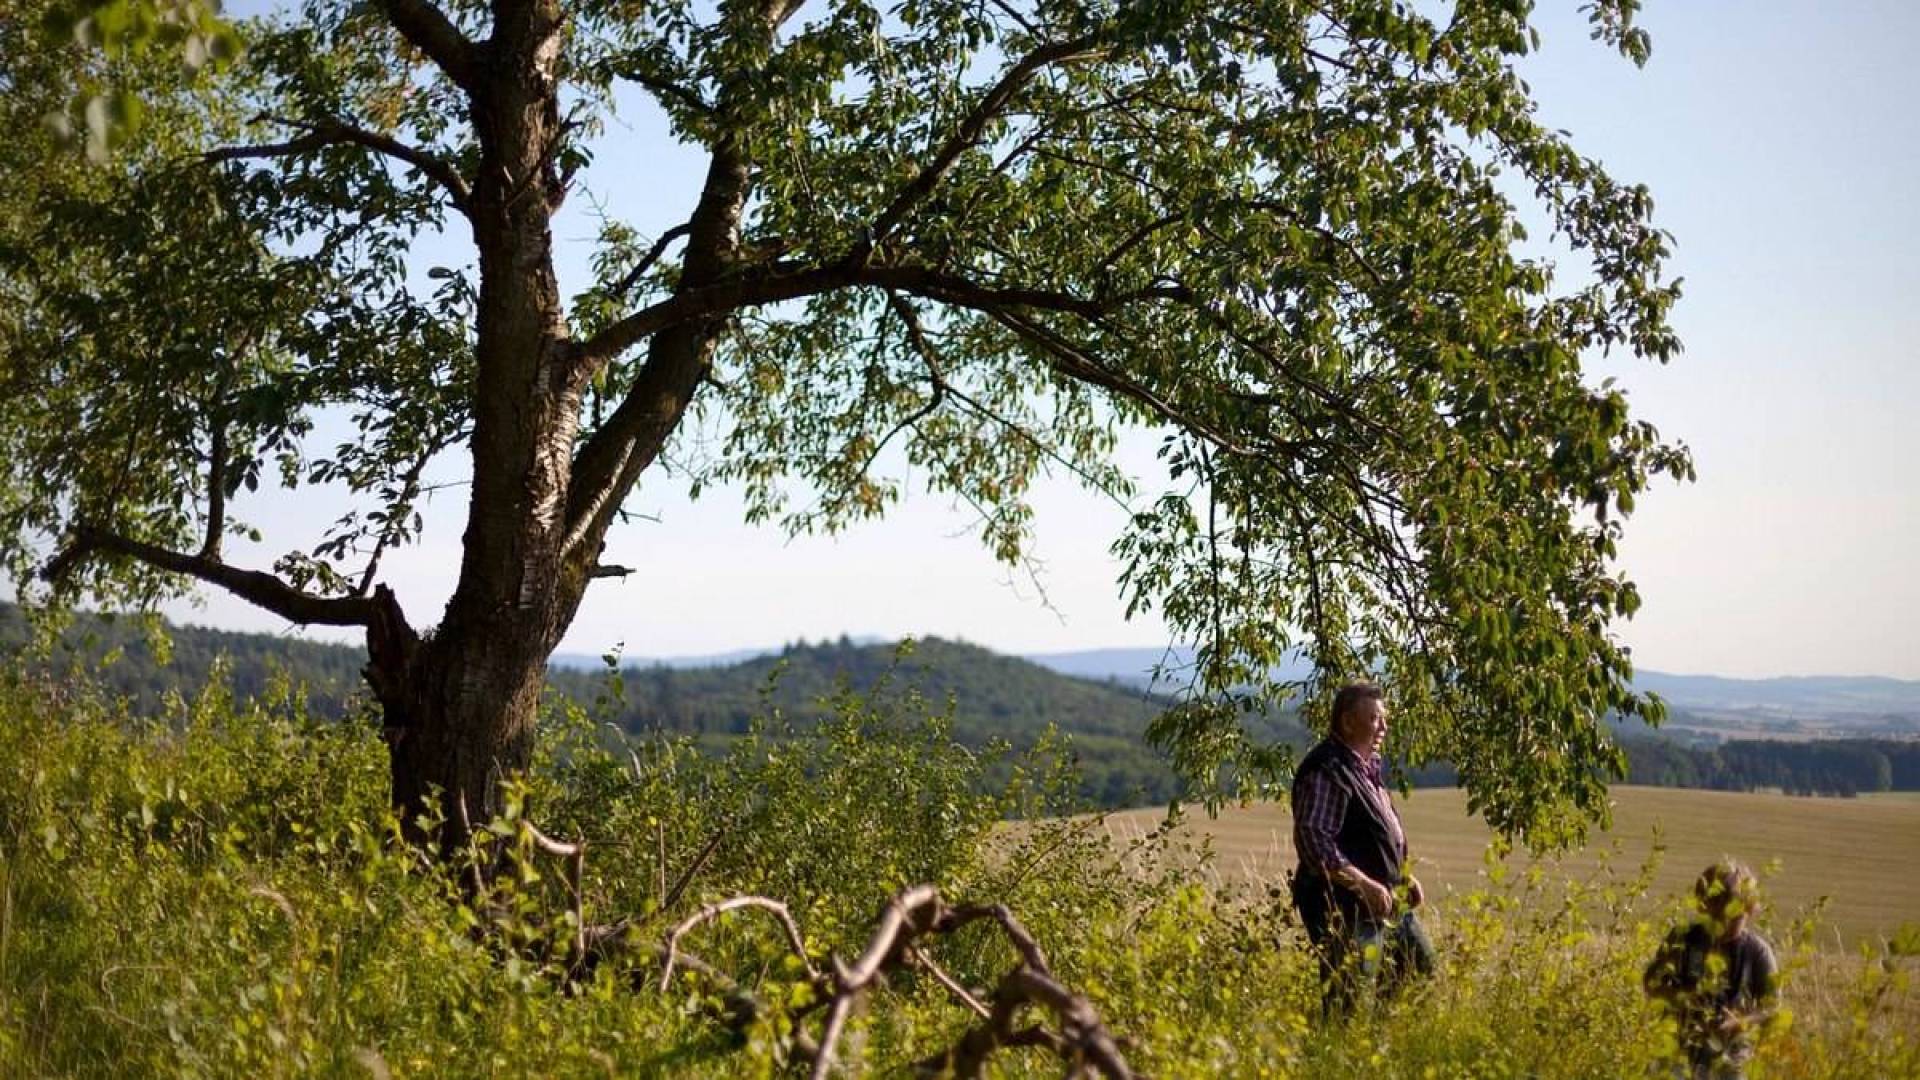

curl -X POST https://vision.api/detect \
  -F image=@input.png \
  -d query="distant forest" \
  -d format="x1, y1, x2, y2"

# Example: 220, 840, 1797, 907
1619, 737, 1920, 798
4, 604, 1916, 806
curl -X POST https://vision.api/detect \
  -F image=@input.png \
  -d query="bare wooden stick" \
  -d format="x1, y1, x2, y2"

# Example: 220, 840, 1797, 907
522, 822, 580, 858
662, 823, 728, 911
808, 885, 1131, 1079
660, 896, 818, 991
599, 879, 1131, 1078
453, 791, 487, 898
942, 903, 1051, 970
908, 943, 989, 1020
810, 993, 859, 1080
520, 822, 588, 963
655, 820, 667, 904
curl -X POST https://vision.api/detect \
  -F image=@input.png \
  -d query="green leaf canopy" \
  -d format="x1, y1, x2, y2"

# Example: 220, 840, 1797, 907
1, 0, 1690, 842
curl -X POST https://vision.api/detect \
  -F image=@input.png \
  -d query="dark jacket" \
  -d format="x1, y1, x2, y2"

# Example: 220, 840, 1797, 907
1645, 923, 1778, 1067
1290, 737, 1407, 931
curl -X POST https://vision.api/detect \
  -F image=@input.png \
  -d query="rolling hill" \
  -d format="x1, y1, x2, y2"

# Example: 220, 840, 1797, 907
0, 606, 1203, 805
8, 604, 1918, 806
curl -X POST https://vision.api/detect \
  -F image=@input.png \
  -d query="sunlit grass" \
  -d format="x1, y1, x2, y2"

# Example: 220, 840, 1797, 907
2, 675, 1915, 1077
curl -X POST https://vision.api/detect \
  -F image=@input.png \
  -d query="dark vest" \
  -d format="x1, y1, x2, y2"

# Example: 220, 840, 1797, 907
1291, 738, 1406, 925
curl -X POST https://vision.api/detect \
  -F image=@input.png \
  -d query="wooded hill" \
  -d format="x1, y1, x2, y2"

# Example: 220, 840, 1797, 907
0, 605, 1210, 806
7, 603, 1917, 804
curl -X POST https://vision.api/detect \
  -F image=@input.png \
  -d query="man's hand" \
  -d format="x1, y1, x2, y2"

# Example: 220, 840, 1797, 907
1356, 876, 1395, 919
1330, 865, 1396, 919
1406, 874, 1425, 910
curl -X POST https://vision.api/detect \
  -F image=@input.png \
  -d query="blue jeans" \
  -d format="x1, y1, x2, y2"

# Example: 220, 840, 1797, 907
1292, 871, 1437, 1013
1314, 909, 1435, 1013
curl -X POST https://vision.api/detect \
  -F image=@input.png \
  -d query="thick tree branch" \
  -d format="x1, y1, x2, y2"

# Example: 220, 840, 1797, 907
202, 418, 228, 561
202, 130, 333, 164
573, 260, 1186, 378
616, 68, 714, 117
207, 115, 474, 214
44, 525, 406, 632
373, 0, 481, 90
985, 306, 1262, 458
563, 263, 1180, 558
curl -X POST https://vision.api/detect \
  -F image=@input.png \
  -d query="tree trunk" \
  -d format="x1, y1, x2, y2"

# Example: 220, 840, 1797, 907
363, 0, 581, 845
353, 0, 745, 849
368, 622, 546, 845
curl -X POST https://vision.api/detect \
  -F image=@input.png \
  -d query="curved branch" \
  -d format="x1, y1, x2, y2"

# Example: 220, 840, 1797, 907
523, 822, 588, 966
608, 223, 693, 302
357, 440, 442, 597
984, 306, 1262, 459
43, 525, 407, 632
562, 262, 1181, 559
660, 896, 818, 991
373, 0, 481, 90
615, 68, 714, 118
572, 260, 1186, 379
207, 115, 473, 214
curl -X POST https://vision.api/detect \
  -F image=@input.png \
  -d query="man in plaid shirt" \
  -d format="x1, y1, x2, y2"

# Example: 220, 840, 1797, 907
1289, 681, 1433, 1010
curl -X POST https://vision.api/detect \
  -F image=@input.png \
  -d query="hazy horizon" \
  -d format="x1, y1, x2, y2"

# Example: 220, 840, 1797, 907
102, 604, 1918, 684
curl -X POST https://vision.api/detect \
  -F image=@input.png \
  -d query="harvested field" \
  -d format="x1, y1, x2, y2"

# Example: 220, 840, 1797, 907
1100, 785, 1920, 946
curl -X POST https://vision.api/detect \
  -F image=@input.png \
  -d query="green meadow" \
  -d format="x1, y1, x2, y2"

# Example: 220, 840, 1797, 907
4, 677, 1916, 1076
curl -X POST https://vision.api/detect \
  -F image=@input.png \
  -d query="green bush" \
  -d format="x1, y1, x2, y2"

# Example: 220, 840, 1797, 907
0, 669, 1914, 1077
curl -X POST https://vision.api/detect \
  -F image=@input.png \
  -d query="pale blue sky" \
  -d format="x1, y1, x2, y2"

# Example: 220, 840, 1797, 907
167, 3, 1919, 678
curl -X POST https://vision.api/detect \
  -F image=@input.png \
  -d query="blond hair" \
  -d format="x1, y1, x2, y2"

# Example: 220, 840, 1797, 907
1694, 859, 1759, 921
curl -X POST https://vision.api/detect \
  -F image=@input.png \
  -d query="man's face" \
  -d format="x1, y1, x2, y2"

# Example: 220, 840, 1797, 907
1339, 698, 1388, 756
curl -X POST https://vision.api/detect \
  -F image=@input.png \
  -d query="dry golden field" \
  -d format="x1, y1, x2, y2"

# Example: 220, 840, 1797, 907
1099, 786, 1920, 947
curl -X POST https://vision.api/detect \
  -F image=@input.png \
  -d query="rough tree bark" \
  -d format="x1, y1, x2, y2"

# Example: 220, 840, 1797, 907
346, 0, 761, 839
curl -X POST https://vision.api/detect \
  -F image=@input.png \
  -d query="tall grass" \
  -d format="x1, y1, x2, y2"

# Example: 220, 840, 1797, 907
0, 670, 1913, 1077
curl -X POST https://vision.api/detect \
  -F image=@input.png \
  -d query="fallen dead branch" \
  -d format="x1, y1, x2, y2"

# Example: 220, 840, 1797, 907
504, 816, 1133, 1077
660, 883, 1135, 1080
660, 895, 818, 990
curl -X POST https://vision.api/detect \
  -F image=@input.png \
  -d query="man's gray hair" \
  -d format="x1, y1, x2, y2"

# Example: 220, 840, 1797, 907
1330, 681, 1385, 732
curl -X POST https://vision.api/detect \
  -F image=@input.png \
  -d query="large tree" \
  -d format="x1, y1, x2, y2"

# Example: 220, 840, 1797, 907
2, 0, 1688, 842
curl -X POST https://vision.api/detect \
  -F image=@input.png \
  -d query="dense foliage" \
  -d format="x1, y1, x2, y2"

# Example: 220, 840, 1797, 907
2, 675, 1916, 1077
